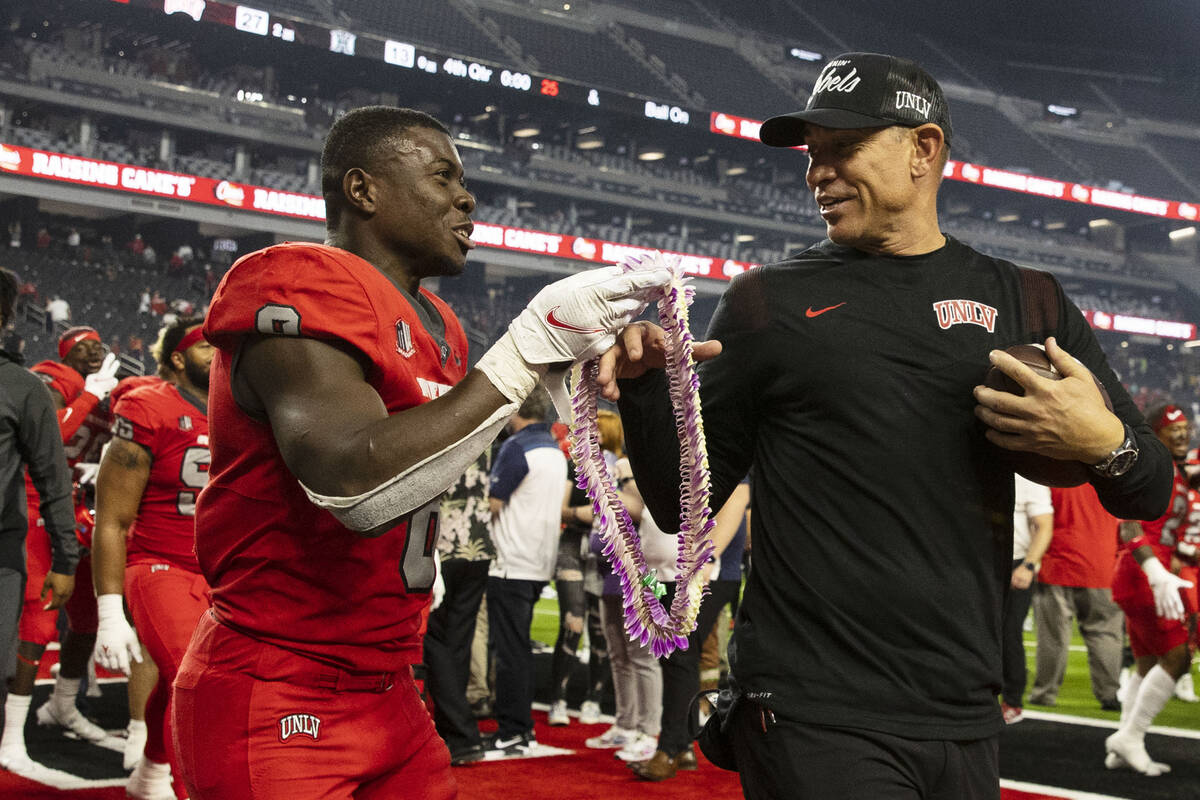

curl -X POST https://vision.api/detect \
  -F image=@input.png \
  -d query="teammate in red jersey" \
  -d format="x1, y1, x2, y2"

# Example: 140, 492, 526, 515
1106, 403, 1197, 775
170, 106, 668, 799
0, 326, 120, 770
93, 316, 212, 800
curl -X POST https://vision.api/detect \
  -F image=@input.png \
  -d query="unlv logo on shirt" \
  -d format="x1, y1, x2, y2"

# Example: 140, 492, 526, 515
932, 299, 998, 333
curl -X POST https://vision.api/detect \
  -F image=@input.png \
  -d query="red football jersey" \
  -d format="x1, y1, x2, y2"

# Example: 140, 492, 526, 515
197, 242, 468, 672
112, 381, 210, 572
24, 360, 114, 522
33, 360, 112, 465
1113, 463, 1192, 607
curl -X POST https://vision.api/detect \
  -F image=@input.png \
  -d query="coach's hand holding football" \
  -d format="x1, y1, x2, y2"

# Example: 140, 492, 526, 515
973, 336, 1126, 464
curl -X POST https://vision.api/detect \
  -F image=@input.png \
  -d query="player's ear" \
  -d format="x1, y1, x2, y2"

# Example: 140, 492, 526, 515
342, 168, 376, 216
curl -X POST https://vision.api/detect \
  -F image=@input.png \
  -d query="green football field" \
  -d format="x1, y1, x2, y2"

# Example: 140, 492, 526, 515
529, 592, 1200, 731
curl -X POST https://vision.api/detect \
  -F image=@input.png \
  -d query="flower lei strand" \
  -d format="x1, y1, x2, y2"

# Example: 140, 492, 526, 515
569, 253, 715, 658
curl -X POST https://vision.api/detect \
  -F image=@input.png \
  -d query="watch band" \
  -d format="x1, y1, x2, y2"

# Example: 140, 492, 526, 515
1089, 424, 1138, 478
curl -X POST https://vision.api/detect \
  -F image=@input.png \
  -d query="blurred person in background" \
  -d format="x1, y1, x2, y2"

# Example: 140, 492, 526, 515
0, 268, 80, 780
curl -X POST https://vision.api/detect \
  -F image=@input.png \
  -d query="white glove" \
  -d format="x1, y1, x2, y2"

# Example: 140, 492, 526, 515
94, 593, 143, 675
83, 353, 120, 401
476, 264, 671, 404
75, 462, 100, 486
1140, 557, 1193, 621
431, 550, 445, 611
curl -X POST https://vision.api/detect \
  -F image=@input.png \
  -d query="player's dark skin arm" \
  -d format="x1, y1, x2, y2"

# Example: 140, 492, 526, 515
236, 334, 512, 497
92, 437, 152, 597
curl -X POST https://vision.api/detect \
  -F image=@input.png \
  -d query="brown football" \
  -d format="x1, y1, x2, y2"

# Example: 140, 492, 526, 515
983, 344, 1113, 488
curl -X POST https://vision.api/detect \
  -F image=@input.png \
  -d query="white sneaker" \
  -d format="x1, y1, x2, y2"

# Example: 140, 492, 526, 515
1105, 750, 1171, 774
1175, 672, 1198, 703
615, 733, 658, 762
127, 757, 174, 800
1105, 731, 1166, 777
35, 700, 109, 743
548, 700, 569, 726
585, 725, 637, 749
579, 699, 602, 725
124, 720, 148, 771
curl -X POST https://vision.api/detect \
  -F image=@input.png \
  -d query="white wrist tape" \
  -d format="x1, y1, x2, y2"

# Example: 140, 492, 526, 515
475, 331, 542, 404
96, 593, 126, 623
1141, 557, 1169, 579
300, 401, 517, 532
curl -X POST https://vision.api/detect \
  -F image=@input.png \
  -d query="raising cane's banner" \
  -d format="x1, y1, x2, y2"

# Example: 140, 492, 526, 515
0, 142, 755, 281
3, 142, 1199, 337
709, 112, 1200, 223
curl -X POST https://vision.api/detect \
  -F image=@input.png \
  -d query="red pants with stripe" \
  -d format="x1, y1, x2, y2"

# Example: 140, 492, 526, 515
173, 611, 456, 800
126, 561, 210, 799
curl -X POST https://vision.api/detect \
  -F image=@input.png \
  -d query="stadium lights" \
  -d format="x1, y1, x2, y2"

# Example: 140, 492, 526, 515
511, 125, 540, 138
637, 150, 666, 161
1044, 221, 1066, 230
1089, 218, 1114, 228
735, 234, 756, 243
576, 134, 604, 150
996, 213, 1019, 222
1046, 104, 1079, 118
725, 165, 747, 176
789, 48, 823, 62
1184, 340, 1200, 349
1168, 226, 1196, 240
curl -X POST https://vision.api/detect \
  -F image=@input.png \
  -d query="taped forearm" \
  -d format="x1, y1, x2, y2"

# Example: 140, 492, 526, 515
301, 401, 516, 532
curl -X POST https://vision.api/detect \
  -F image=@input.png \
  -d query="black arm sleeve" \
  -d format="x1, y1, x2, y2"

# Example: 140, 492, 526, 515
1050, 281, 1172, 520
20, 378, 78, 575
618, 269, 766, 532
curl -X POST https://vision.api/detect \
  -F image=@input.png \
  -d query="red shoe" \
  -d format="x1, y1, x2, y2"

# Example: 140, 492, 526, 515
1000, 703, 1024, 724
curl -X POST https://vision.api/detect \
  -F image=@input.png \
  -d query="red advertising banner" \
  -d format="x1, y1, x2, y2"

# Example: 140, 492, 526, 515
3, 141, 1197, 339
709, 113, 1200, 223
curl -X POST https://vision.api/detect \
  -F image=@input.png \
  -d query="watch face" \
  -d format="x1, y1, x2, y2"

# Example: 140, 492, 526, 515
1107, 450, 1138, 477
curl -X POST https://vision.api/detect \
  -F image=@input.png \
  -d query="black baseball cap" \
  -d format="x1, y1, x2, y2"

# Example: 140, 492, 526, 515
760, 52, 952, 148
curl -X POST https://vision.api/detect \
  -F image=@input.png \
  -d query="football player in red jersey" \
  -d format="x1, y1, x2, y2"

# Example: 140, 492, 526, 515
93, 316, 212, 800
1106, 403, 1197, 775
170, 106, 669, 799
0, 326, 120, 770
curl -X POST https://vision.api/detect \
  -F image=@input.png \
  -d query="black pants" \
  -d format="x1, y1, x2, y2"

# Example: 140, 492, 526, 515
487, 576, 545, 739
1000, 558, 1033, 707
423, 558, 489, 754
549, 581, 609, 705
658, 579, 741, 756
731, 702, 1000, 800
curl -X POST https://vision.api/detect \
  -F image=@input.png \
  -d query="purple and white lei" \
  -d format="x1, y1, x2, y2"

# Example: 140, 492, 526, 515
569, 253, 715, 657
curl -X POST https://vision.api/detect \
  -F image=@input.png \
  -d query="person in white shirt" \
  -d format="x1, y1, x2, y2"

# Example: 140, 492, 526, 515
1001, 476, 1054, 723
485, 388, 567, 755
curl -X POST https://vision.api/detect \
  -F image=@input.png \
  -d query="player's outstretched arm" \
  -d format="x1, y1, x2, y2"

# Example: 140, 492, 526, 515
240, 265, 672, 533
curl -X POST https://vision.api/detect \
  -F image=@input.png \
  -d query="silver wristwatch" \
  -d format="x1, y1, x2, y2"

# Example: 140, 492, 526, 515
1090, 424, 1139, 478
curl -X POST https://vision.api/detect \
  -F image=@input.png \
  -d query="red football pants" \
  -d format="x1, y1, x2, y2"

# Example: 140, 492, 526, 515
126, 561, 210, 798
173, 611, 456, 800
19, 511, 97, 644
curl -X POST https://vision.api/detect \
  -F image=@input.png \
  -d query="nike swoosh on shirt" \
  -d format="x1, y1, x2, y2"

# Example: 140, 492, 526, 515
545, 306, 605, 334
805, 302, 846, 318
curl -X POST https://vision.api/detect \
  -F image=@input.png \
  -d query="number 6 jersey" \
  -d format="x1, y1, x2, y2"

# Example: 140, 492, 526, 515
197, 243, 468, 673
112, 380, 210, 572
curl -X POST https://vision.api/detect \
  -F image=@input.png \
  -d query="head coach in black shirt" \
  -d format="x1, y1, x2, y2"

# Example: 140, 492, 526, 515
598, 52, 1174, 799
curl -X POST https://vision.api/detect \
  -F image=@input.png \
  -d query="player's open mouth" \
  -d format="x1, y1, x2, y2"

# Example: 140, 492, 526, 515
452, 224, 475, 250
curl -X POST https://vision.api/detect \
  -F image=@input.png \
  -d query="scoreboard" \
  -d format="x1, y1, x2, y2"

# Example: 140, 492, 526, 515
111, 0, 701, 130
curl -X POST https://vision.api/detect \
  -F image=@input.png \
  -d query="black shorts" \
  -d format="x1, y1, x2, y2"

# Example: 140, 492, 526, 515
731, 701, 1000, 800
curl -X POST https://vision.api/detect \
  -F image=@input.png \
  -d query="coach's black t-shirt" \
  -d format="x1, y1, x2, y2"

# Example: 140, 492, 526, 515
619, 235, 1170, 740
